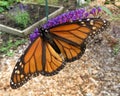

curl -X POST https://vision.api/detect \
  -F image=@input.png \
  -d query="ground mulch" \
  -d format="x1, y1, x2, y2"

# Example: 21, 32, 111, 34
0, 1, 120, 96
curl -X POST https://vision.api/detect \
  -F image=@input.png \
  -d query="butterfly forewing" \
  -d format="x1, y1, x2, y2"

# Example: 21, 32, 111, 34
50, 18, 109, 44
10, 37, 43, 89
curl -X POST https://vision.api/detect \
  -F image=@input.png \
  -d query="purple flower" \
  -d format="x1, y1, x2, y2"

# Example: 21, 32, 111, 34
90, 7, 102, 16
19, 4, 24, 10
42, 8, 87, 29
90, 8, 96, 15
19, 3, 28, 12
84, 12, 89, 18
29, 28, 40, 42
97, 7, 102, 14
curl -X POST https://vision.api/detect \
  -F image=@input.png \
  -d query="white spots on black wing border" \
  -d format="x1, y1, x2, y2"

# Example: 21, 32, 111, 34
103, 21, 107, 25
21, 81, 24, 83
84, 18, 109, 44
90, 20, 94, 25
10, 71, 42, 88
40, 61, 66, 76
34, 72, 38, 77
101, 26, 104, 29
11, 80, 14, 84
87, 18, 90, 21
45, 29, 48, 33
11, 75, 30, 89
14, 66, 17, 70
10, 80, 16, 88
80, 21, 86, 26
103, 20, 106, 23
81, 21, 85, 24
18, 83, 20, 85
17, 58, 21, 63
15, 70, 20, 74
11, 62, 40, 88
93, 31, 96, 34
25, 76, 28, 79
92, 26, 97, 30
20, 74, 24, 78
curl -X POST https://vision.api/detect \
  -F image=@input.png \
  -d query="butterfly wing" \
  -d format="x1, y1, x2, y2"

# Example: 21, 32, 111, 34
49, 18, 109, 62
10, 37, 43, 89
41, 41, 65, 76
53, 38, 86, 62
10, 37, 64, 89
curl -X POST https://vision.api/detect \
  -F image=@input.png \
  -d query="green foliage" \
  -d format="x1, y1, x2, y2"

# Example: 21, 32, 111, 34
0, 1, 9, 7
35, 0, 45, 4
113, 42, 120, 55
104, 0, 111, 4
14, 11, 31, 28
111, 14, 120, 21
0, 1, 9, 13
0, 0, 20, 13
21, 0, 58, 5
8, 8, 31, 29
104, 0, 116, 4
63, 0, 68, 2
100, 6, 113, 17
0, 37, 27, 56
0, 7, 4, 13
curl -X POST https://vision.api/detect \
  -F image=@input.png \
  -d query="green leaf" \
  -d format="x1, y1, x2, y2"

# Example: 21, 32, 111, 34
100, 6, 112, 17
113, 44, 120, 55
7, 51, 14, 57
0, 47, 8, 52
0, 1, 9, 7
0, 7, 4, 13
86, 0, 91, 3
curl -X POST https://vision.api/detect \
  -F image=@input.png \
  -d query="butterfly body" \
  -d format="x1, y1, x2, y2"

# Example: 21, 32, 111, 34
40, 28, 61, 55
10, 17, 109, 89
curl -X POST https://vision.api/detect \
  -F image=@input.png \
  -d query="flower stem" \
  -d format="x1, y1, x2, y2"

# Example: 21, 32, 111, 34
45, 0, 49, 21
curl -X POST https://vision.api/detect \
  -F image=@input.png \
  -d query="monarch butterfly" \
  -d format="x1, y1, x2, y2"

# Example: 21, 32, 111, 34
10, 7, 109, 89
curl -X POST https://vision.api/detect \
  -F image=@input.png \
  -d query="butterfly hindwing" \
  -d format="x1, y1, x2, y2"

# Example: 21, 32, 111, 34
53, 38, 86, 62
41, 42, 65, 76
10, 37, 66, 89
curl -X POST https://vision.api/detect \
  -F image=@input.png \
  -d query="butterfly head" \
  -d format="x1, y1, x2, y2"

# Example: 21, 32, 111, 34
29, 27, 50, 42
39, 27, 48, 33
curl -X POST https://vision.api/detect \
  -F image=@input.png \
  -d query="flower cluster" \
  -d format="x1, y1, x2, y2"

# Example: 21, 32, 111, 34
43, 7, 102, 29
29, 7, 102, 42
18, 3, 28, 12
29, 28, 40, 42
89, 7, 101, 16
